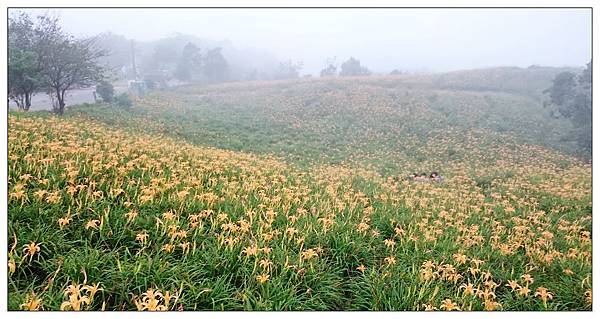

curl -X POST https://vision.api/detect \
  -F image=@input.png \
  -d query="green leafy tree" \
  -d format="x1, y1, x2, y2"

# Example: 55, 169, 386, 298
175, 42, 201, 82
33, 14, 108, 115
8, 49, 43, 110
9, 12, 109, 115
203, 47, 228, 83
139, 42, 179, 80
546, 72, 577, 106
340, 57, 371, 76
8, 12, 43, 110
545, 61, 592, 158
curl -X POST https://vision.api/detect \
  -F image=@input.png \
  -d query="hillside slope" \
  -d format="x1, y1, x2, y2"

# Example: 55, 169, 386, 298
8, 82, 591, 310
428, 66, 581, 99
70, 71, 582, 176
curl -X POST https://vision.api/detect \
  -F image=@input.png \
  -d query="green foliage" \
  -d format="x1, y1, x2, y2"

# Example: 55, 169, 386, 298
203, 47, 229, 83
8, 48, 42, 110
96, 80, 115, 103
8, 11, 108, 115
546, 72, 577, 106
175, 42, 201, 82
544, 62, 592, 159
114, 93, 133, 108
340, 57, 371, 76
8, 12, 43, 110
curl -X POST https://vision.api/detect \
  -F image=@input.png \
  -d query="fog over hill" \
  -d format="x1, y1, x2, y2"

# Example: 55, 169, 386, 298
92, 32, 280, 83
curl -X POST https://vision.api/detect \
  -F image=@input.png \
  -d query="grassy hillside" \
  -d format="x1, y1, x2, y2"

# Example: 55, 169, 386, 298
8, 71, 592, 311
69, 73, 581, 175
429, 66, 581, 99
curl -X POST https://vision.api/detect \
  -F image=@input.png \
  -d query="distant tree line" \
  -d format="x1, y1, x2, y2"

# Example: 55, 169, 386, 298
173, 42, 229, 84
78, 30, 388, 83
96, 32, 295, 84
269, 56, 376, 80
273, 60, 304, 80
544, 61, 592, 159
319, 56, 372, 77
8, 12, 108, 115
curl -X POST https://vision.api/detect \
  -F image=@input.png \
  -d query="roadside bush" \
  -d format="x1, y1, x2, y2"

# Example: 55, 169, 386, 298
96, 81, 114, 103
114, 93, 133, 108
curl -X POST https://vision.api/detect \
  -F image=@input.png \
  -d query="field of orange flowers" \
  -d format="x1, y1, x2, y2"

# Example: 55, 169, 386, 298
8, 76, 592, 310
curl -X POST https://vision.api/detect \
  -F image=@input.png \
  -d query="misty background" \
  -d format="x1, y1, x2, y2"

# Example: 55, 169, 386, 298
18, 8, 591, 75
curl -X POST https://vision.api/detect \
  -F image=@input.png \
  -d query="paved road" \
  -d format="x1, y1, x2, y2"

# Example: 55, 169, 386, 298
8, 86, 127, 112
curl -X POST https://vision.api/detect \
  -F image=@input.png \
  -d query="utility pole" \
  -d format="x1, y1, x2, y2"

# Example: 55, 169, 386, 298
129, 39, 145, 96
131, 39, 138, 80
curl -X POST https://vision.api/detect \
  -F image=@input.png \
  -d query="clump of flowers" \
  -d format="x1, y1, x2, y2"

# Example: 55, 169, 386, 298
132, 288, 176, 311
60, 282, 102, 311
21, 291, 43, 311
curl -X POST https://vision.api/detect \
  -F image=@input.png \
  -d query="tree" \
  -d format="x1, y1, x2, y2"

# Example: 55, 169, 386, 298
203, 47, 228, 83
33, 14, 108, 115
544, 61, 592, 158
546, 72, 577, 107
175, 42, 201, 82
274, 60, 303, 80
8, 49, 43, 110
114, 93, 133, 108
152, 43, 179, 66
580, 61, 592, 88
320, 57, 337, 77
8, 12, 35, 50
339, 57, 371, 76
8, 12, 43, 110
95, 32, 132, 79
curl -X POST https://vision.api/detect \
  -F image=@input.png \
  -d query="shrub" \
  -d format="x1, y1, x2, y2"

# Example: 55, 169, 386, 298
96, 81, 115, 103
340, 57, 371, 76
114, 93, 133, 108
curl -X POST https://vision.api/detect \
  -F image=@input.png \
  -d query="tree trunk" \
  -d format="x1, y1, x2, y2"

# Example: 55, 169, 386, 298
54, 88, 63, 115
24, 92, 31, 111
14, 98, 22, 110
58, 89, 67, 116
57, 98, 65, 116
18, 95, 24, 110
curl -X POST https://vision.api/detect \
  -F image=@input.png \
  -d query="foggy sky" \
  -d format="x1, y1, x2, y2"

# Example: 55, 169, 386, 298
17, 8, 592, 74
